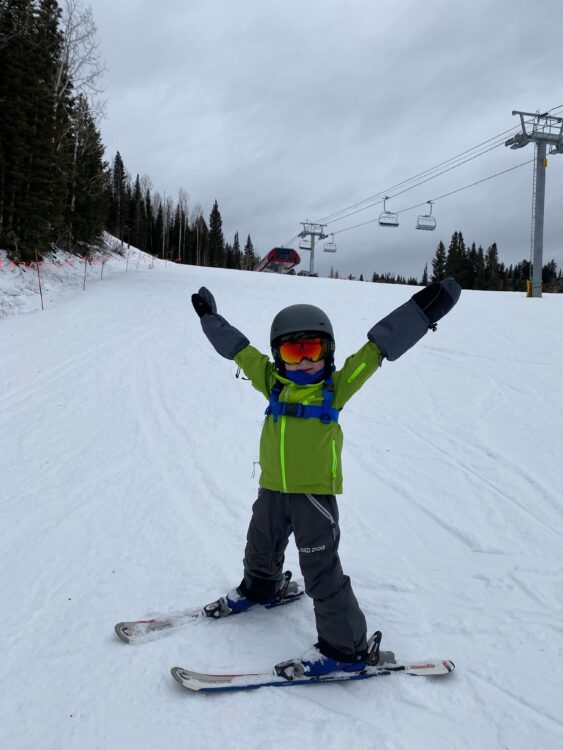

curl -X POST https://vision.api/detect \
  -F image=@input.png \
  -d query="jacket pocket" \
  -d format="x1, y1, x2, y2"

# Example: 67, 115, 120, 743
305, 493, 337, 540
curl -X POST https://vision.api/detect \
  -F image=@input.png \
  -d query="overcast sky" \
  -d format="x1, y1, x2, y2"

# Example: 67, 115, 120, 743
92, 0, 563, 278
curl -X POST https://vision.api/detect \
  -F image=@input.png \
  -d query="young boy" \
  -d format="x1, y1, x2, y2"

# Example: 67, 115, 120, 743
191, 279, 460, 676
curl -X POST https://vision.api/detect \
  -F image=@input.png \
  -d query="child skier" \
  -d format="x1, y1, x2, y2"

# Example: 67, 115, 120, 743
191, 278, 461, 676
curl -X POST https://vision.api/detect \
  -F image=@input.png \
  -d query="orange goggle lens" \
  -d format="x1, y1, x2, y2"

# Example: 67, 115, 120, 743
278, 338, 328, 365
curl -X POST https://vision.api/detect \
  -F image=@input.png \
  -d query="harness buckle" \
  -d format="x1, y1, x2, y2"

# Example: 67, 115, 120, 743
266, 377, 338, 424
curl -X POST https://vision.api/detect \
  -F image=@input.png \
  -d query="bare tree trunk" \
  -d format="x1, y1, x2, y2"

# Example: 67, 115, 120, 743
57, 1, 106, 110
177, 187, 189, 263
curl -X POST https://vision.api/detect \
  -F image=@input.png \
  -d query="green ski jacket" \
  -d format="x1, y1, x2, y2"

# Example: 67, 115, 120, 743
234, 341, 383, 494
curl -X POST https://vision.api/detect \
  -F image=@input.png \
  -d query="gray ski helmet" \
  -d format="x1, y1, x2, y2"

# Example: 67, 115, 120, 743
270, 304, 334, 346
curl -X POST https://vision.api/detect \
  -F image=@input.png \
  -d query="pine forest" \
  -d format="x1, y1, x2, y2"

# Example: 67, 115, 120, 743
1, 0, 560, 291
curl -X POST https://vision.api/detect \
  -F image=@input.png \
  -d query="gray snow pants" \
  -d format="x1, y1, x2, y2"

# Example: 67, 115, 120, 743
240, 488, 368, 659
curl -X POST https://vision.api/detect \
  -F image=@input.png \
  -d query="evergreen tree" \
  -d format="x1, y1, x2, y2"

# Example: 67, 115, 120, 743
184, 212, 198, 265
224, 241, 234, 268
475, 246, 486, 289
431, 241, 447, 281
31, 0, 70, 249
109, 151, 127, 240
543, 259, 558, 285
153, 201, 164, 258
421, 263, 428, 285
232, 231, 242, 269
1, 1, 109, 259
0, 0, 35, 253
207, 199, 224, 267
194, 214, 208, 265
123, 179, 132, 247
169, 203, 181, 261
0, 0, 70, 258
445, 231, 466, 281
243, 235, 256, 270
466, 243, 478, 289
130, 174, 145, 250
142, 188, 153, 254
515, 260, 530, 292
485, 242, 499, 290
65, 94, 108, 248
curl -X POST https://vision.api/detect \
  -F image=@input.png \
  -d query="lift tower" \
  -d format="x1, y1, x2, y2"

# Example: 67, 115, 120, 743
298, 222, 328, 276
505, 111, 563, 298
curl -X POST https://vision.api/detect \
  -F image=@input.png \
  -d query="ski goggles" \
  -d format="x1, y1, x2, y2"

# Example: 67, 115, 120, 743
277, 337, 329, 364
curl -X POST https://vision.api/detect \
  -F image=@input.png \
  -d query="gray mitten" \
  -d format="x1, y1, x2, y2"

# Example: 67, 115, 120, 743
191, 287, 249, 360
368, 278, 461, 361
191, 287, 217, 317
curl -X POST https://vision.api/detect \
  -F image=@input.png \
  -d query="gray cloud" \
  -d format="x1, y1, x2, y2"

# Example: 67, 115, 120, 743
93, 0, 563, 278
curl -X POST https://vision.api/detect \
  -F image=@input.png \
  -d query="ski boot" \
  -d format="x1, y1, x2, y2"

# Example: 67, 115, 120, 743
275, 631, 394, 681
202, 571, 303, 619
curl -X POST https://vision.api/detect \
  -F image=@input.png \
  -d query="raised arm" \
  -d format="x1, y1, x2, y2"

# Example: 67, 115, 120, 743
191, 287, 250, 359
367, 278, 461, 361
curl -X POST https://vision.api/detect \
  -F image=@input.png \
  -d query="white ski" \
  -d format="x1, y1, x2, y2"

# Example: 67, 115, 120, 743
171, 657, 455, 693
115, 574, 304, 644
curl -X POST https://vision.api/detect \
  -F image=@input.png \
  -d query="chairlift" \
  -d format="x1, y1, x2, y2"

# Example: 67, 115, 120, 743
416, 201, 437, 231
378, 196, 399, 228
324, 234, 337, 253
299, 237, 312, 251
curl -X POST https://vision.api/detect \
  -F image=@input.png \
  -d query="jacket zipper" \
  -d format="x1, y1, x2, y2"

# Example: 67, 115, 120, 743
331, 439, 337, 492
279, 389, 332, 494
280, 415, 287, 492
280, 386, 288, 492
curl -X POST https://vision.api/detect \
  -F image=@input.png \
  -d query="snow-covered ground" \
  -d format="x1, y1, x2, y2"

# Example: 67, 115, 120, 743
1, 249, 562, 750
0, 236, 152, 319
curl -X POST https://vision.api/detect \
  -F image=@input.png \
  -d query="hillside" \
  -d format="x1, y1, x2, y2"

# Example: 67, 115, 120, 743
1, 254, 562, 750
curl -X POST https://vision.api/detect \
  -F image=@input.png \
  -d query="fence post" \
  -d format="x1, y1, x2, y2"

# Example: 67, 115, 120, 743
35, 249, 44, 311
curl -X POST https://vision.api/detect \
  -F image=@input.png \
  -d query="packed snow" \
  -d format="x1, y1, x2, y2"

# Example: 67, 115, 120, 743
1, 247, 562, 750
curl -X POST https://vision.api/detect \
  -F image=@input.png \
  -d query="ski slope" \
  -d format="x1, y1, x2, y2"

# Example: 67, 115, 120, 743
1, 254, 563, 750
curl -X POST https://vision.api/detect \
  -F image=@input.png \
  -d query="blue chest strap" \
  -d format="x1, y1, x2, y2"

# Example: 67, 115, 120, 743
265, 377, 339, 425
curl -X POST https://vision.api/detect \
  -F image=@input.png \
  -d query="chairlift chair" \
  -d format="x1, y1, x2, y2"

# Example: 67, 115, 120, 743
299, 237, 312, 251
378, 196, 399, 228
324, 234, 337, 253
416, 201, 436, 231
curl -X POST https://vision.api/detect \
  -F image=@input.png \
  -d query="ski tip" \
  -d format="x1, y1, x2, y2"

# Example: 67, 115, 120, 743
114, 622, 134, 644
171, 666, 185, 686
171, 667, 202, 691
405, 658, 456, 676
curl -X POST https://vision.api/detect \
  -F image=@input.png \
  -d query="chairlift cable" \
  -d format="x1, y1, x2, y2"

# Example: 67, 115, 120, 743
324, 140, 510, 227
315, 127, 524, 224
281, 233, 300, 248
331, 158, 533, 236
403, 159, 534, 211
315, 107, 563, 227
278, 104, 563, 254
321, 140, 507, 226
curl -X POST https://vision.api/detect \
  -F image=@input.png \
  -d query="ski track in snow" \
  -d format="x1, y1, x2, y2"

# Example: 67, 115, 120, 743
1, 257, 563, 750
466, 667, 563, 737
400, 419, 563, 543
